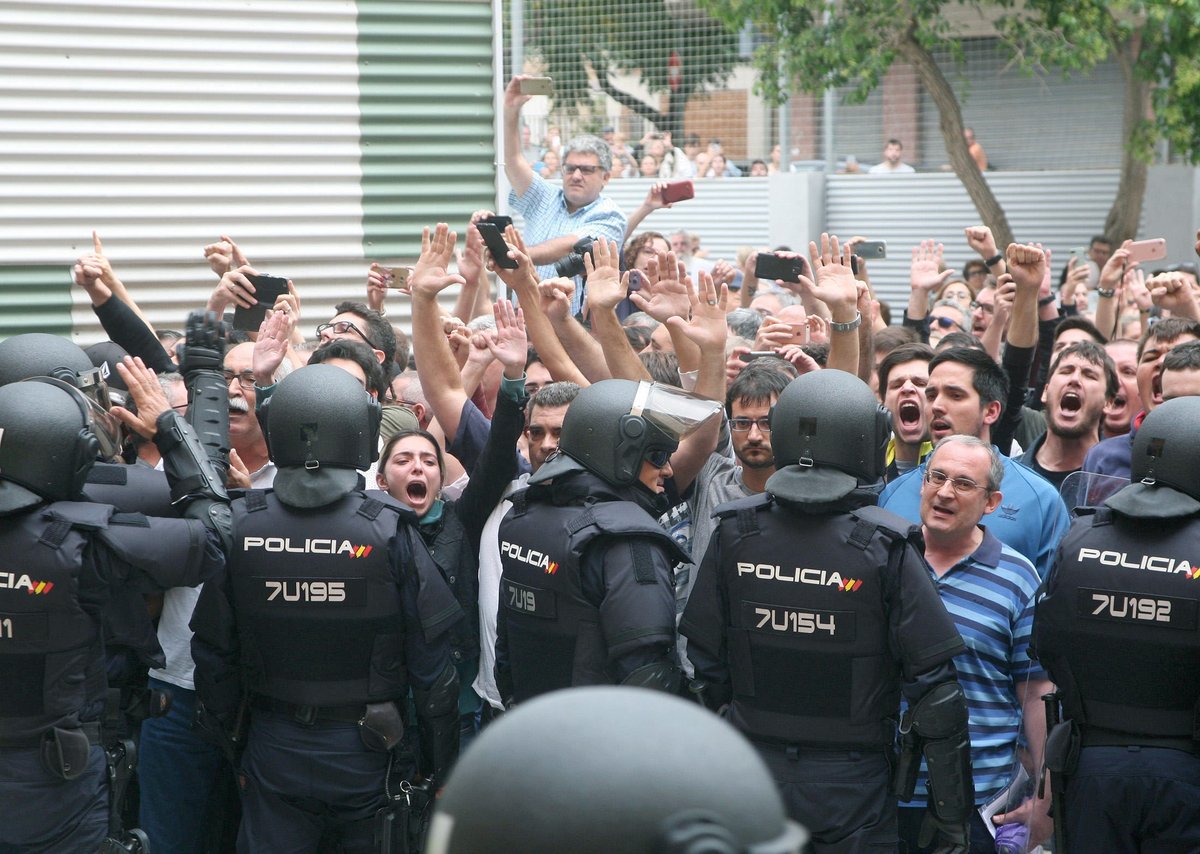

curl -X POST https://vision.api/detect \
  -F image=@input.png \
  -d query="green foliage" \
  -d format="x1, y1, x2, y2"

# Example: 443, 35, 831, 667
703, 0, 951, 104
994, 0, 1200, 165
525, 0, 741, 128
704, 0, 1200, 165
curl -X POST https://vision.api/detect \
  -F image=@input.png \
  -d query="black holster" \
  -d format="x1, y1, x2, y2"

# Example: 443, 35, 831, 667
374, 780, 433, 854
359, 701, 405, 753
40, 725, 94, 781
892, 727, 920, 801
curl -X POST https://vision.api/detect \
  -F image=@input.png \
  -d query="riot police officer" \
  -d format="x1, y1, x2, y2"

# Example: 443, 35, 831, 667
494, 379, 718, 703
427, 686, 809, 854
0, 369, 228, 853
681, 370, 974, 853
1033, 395, 1200, 851
0, 332, 176, 516
190, 364, 462, 852
0, 324, 233, 847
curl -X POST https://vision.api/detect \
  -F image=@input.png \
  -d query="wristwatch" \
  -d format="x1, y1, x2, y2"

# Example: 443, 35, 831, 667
830, 312, 862, 334
985, 252, 1004, 268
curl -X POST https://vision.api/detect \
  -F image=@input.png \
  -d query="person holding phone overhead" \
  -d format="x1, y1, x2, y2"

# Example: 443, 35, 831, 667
502, 75, 627, 316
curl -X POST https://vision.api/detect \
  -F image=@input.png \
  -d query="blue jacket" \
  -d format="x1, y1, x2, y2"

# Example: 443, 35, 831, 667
879, 451, 1070, 579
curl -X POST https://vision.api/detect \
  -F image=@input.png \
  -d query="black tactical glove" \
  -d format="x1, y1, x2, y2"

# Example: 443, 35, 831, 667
177, 310, 226, 376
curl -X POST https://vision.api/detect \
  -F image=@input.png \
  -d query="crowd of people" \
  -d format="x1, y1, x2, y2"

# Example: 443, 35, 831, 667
3, 72, 1200, 854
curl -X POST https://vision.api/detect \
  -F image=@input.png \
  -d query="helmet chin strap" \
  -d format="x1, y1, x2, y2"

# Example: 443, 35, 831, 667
630, 480, 670, 517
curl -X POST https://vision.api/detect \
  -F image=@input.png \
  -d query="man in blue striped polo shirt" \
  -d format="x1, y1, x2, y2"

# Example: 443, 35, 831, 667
502, 76, 627, 316
898, 435, 1053, 854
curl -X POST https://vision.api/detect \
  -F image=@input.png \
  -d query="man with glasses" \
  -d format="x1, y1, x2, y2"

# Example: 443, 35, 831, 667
315, 300, 397, 378
968, 286, 996, 340
879, 347, 1069, 579
679, 364, 795, 611
502, 76, 627, 314
902, 435, 1053, 852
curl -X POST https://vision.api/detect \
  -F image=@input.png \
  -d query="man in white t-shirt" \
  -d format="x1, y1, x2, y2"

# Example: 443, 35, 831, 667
868, 138, 916, 174
138, 341, 277, 854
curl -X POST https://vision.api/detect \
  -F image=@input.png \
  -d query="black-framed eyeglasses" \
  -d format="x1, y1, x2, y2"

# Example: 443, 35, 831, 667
969, 301, 995, 314
223, 369, 257, 391
562, 163, 602, 177
924, 468, 990, 496
315, 321, 377, 349
645, 449, 672, 468
933, 316, 963, 331
730, 416, 772, 433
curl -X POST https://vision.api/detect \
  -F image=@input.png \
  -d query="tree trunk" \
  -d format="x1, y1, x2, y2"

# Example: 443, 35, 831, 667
662, 92, 685, 139
1104, 39, 1151, 244
897, 33, 1014, 248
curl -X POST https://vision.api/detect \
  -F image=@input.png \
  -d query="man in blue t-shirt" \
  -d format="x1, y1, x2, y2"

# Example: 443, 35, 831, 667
880, 347, 1069, 579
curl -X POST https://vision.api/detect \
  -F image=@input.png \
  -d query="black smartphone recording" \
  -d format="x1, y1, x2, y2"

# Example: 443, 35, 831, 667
477, 222, 519, 270
233, 274, 290, 331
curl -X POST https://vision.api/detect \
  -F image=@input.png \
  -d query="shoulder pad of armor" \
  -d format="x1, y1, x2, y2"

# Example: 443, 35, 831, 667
566, 502, 691, 565
712, 492, 772, 520
849, 504, 917, 541
42, 500, 115, 531
360, 490, 418, 525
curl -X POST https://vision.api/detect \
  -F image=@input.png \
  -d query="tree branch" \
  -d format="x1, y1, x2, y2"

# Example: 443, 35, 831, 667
591, 59, 665, 128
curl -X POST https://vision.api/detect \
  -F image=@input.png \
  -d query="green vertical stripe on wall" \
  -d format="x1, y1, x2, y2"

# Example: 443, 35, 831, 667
0, 266, 73, 339
357, 0, 497, 262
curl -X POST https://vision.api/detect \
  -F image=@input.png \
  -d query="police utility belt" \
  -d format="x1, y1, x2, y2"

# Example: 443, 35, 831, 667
0, 722, 101, 781
252, 696, 405, 753
1078, 725, 1200, 756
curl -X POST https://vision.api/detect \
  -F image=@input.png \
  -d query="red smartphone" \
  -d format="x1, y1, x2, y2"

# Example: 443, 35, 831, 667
1126, 238, 1167, 265
660, 180, 695, 204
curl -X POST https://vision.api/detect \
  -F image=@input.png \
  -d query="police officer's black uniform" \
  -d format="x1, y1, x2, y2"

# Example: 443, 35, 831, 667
494, 379, 703, 704
0, 378, 228, 853
681, 371, 974, 854
191, 364, 462, 853
1033, 396, 1200, 852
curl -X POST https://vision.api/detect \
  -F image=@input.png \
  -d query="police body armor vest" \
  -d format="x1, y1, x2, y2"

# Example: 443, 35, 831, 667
499, 494, 684, 703
716, 495, 906, 748
230, 490, 410, 708
0, 502, 112, 743
1034, 508, 1200, 743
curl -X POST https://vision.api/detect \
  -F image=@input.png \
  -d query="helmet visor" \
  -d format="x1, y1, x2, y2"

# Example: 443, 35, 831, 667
629, 381, 722, 441
25, 375, 124, 462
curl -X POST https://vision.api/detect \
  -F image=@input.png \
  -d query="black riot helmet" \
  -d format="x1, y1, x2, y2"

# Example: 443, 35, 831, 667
766, 370, 890, 504
0, 332, 99, 389
1106, 396, 1200, 518
0, 380, 102, 514
0, 333, 124, 459
262, 364, 382, 508
528, 379, 721, 488
427, 687, 808, 854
